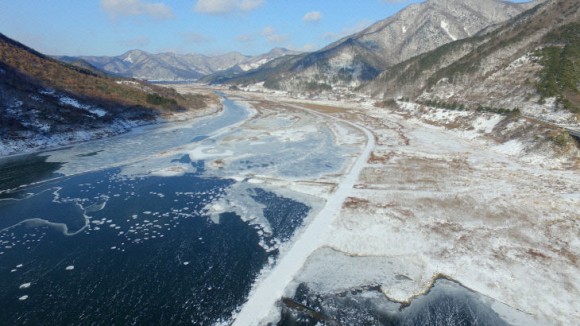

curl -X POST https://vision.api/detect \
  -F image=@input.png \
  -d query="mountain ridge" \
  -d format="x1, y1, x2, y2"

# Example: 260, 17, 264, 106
208, 0, 537, 91
0, 32, 212, 155
60, 48, 299, 81
363, 0, 580, 115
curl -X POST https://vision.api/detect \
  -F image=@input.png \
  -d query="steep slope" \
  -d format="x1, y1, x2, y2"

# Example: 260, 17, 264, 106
213, 0, 536, 91
69, 48, 297, 81
0, 33, 211, 155
237, 48, 301, 72
363, 0, 579, 168
364, 0, 580, 116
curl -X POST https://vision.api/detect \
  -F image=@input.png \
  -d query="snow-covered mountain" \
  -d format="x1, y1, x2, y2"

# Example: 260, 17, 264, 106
364, 0, 579, 118
0, 33, 211, 155
211, 0, 540, 91
61, 48, 298, 81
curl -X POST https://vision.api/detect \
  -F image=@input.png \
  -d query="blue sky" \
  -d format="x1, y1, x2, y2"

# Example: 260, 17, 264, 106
0, 0, 531, 57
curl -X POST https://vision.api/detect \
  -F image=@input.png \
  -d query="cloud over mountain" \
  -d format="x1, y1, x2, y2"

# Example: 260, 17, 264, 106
303, 11, 322, 23
194, 0, 264, 15
262, 26, 287, 44
100, 0, 174, 20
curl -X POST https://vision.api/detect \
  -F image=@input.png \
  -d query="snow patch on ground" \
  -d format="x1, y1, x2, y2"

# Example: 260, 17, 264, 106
0, 120, 137, 156
59, 96, 108, 117
440, 20, 457, 41
392, 101, 579, 168
494, 139, 525, 156
123, 53, 134, 64
521, 97, 577, 124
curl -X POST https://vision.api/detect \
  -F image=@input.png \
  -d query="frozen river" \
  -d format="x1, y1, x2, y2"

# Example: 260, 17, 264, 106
0, 94, 362, 325
0, 92, 523, 325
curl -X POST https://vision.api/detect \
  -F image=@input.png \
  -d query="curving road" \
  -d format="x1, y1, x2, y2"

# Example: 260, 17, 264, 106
232, 100, 375, 325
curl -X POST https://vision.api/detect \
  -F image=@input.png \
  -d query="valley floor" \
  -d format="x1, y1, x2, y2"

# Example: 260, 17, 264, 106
5, 82, 576, 324
235, 92, 579, 325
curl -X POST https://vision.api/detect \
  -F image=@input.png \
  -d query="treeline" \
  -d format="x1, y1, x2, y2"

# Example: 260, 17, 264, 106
475, 105, 521, 116
414, 99, 521, 116
535, 22, 580, 113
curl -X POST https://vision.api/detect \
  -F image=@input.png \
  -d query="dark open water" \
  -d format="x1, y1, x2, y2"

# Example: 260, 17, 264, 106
0, 156, 310, 325
0, 96, 311, 325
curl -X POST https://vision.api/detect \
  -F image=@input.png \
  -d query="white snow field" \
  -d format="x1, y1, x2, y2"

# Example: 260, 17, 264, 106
289, 100, 579, 325
217, 89, 579, 325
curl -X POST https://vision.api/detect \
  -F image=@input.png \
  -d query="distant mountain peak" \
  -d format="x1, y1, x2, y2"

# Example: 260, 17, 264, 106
122, 49, 148, 56
363, 0, 578, 112
66, 48, 294, 81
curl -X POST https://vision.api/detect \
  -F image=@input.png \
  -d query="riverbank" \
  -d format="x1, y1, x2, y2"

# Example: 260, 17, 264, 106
275, 98, 580, 325
0, 88, 221, 157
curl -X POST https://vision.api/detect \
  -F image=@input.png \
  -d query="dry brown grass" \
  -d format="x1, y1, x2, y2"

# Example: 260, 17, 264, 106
0, 34, 208, 113
368, 151, 394, 164
293, 102, 361, 121
342, 197, 371, 209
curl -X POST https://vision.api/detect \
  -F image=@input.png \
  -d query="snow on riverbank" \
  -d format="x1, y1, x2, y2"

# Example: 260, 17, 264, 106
197, 91, 577, 325
0, 100, 222, 157
0, 120, 138, 157
283, 100, 580, 325
395, 101, 579, 168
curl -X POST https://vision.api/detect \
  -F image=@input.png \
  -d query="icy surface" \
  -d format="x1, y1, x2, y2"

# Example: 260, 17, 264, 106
43, 95, 250, 177
4, 86, 574, 324
0, 92, 368, 325
232, 102, 374, 325
19, 283, 31, 289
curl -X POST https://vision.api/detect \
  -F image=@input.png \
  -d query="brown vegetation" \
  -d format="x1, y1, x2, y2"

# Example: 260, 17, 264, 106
0, 33, 208, 114
342, 197, 370, 209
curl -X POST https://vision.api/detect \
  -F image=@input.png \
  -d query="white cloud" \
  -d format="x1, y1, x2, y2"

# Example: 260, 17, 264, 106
194, 0, 264, 15
303, 11, 322, 23
101, 0, 174, 20
182, 32, 211, 43
238, 0, 263, 11
290, 43, 317, 52
236, 34, 256, 43
261, 26, 287, 44
323, 19, 373, 41
121, 36, 150, 48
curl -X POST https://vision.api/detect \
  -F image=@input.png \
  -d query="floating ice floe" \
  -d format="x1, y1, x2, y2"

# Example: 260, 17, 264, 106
19, 283, 31, 289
